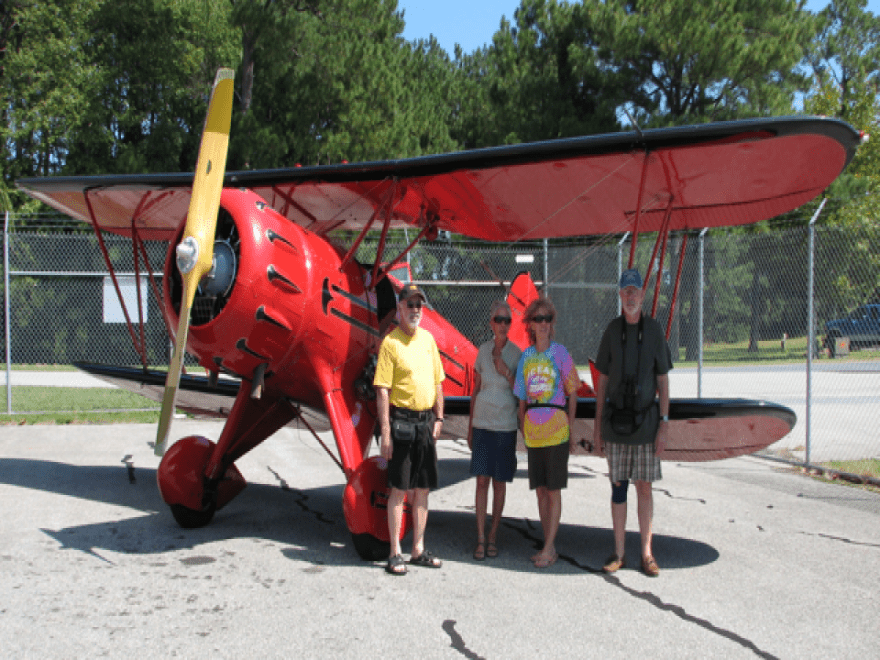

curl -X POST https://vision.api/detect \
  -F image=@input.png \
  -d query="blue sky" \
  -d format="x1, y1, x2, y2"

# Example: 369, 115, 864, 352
398, 1, 880, 55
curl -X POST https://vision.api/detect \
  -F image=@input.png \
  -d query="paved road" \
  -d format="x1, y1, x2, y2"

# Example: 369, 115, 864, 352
1, 421, 878, 658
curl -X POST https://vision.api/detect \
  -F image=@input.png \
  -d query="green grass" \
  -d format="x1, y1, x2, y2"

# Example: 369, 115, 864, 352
0, 385, 160, 425
675, 335, 880, 367
820, 459, 880, 481
806, 459, 880, 495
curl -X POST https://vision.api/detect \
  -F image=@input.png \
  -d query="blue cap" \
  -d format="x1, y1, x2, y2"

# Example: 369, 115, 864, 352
619, 269, 643, 290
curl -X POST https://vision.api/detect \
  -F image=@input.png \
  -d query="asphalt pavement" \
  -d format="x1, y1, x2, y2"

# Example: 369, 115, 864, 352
1, 420, 878, 658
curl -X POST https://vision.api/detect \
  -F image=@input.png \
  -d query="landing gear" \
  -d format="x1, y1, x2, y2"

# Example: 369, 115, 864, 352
343, 456, 411, 561
157, 435, 246, 528
170, 502, 217, 529
350, 532, 390, 561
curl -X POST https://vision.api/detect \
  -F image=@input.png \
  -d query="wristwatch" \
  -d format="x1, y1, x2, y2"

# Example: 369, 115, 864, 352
661, 415, 669, 422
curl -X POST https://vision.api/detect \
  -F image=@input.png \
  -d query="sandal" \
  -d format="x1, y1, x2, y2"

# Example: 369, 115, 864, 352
603, 554, 625, 573
473, 542, 486, 561
486, 543, 498, 558
409, 551, 442, 568
641, 556, 660, 577
385, 554, 407, 576
533, 553, 557, 569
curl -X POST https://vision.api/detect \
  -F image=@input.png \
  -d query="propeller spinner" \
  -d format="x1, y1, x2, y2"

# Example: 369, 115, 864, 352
155, 68, 235, 456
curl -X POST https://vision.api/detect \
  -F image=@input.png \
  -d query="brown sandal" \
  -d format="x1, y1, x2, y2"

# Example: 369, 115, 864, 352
473, 542, 486, 561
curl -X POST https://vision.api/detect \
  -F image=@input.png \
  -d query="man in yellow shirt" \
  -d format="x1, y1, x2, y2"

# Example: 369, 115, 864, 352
374, 283, 445, 575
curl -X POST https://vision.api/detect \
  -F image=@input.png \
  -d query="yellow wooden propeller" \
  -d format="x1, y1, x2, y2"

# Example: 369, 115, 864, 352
156, 68, 235, 456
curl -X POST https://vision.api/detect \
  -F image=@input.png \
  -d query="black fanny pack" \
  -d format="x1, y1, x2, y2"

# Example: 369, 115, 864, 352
391, 419, 417, 444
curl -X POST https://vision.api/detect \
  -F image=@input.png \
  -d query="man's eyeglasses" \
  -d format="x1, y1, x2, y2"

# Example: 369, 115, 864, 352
406, 301, 423, 309
531, 314, 554, 324
492, 316, 512, 324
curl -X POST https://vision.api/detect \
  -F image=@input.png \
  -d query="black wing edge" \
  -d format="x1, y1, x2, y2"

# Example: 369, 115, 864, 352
74, 362, 335, 433
18, 115, 860, 193
444, 395, 797, 430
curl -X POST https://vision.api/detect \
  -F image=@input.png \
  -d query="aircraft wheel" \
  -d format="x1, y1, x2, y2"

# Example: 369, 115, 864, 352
351, 532, 391, 561
169, 502, 216, 529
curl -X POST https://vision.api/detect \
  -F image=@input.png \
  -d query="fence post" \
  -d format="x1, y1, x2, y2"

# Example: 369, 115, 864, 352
805, 199, 826, 466
542, 239, 549, 296
616, 233, 629, 316
4, 211, 11, 414
698, 228, 708, 398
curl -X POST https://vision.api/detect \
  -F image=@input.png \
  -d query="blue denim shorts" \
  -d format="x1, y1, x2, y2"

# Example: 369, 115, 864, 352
469, 427, 517, 483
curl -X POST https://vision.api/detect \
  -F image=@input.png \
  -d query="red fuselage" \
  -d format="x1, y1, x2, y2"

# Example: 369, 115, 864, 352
163, 187, 477, 475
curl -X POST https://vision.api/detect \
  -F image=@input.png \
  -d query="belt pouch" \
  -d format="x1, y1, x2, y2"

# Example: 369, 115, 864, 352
391, 419, 417, 444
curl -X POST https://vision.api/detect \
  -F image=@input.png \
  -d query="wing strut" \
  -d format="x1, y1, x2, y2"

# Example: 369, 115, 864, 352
666, 233, 688, 340
369, 179, 399, 287
649, 206, 673, 319
84, 190, 150, 370
132, 225, 175, 344
373, 218, 437, 285
340, 179, 398, 271
628, 151, 651, 268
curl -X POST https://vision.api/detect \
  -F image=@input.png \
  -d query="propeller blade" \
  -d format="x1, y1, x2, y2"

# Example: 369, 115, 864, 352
156, 68, 234, 456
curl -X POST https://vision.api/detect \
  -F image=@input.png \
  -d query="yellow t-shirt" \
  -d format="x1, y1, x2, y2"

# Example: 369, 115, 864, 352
373, 326, 445, 411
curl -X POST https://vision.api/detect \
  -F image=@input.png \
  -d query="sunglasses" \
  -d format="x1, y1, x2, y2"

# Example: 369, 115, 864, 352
492, 316, 512, 324
531, 314, 554, 324
406, 301, 423, 309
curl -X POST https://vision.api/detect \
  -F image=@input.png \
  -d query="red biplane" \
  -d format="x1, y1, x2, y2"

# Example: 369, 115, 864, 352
17, 69, 862, 559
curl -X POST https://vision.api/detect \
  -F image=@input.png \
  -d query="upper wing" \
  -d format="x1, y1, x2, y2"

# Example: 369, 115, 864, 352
18, 116, 861, 241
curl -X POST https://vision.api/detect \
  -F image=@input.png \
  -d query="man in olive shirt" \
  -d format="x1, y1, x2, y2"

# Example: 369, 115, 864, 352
593, 269, 672, 577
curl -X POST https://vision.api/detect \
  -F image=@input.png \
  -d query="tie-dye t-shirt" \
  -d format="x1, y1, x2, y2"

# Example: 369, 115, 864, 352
513, 342, 579, 448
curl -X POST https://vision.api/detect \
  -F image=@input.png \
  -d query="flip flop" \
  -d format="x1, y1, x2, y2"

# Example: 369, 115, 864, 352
473, 542, 486, 561
533, 553, 557, 569
486, 543, 498, 558
385, 554, 407, 576
409, 551, 442, 568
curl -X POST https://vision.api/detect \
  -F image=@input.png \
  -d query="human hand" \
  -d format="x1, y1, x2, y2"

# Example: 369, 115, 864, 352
655, 421, 668, 456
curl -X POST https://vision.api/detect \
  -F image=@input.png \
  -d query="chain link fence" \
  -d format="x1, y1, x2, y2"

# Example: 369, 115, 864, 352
3, 212, 878, 469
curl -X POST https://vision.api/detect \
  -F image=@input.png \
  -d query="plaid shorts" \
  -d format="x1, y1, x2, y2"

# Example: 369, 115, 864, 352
606, 441, 662, 483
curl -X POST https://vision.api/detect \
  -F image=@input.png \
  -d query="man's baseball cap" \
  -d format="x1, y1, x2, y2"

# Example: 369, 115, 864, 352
398, 283, 427, 303
619, 269, 643, 290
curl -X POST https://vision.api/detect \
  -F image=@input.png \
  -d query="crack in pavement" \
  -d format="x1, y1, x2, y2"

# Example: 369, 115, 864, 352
502, 518, 778, 659
266, 466, 334, 524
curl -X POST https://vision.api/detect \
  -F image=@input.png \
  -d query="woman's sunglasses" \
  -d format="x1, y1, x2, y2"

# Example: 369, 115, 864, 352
492, 316, 512, 324
530, 314, 554, 324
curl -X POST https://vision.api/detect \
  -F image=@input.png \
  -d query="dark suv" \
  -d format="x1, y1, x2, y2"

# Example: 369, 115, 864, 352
825, 304, 880, 355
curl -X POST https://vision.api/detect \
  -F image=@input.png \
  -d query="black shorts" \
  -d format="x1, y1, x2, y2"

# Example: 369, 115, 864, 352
387, 416, 438, 491
527, 442, 569, 491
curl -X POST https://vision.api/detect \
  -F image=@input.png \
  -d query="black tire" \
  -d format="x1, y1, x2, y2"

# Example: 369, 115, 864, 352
170, 502, 216, 529
826, 332, 840, 358
351, 532, 390, 561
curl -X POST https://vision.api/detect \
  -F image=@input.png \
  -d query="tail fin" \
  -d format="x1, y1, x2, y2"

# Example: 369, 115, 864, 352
506, 271, 539, 351
506, 271, 597, 396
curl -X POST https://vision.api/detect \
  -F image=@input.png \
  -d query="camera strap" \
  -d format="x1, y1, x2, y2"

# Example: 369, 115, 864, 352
620, 314, 645, 378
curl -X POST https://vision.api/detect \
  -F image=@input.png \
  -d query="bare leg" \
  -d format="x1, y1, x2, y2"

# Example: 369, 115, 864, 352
611, 499, 627, 559
475, 476, 490, 543
635, 480, 654, 560
535, 487, 561, 564
533, 487, 549, 560
409, 487, 430, 557
387, 487, 406, 558
488, 480, 506, 545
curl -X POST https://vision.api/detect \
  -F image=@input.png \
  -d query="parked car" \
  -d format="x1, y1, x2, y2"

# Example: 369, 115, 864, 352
824, 303, 880, 355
